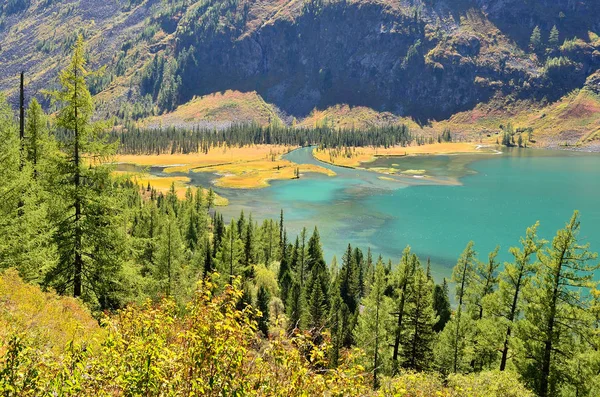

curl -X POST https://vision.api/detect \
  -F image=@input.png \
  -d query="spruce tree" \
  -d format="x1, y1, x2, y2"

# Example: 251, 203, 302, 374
530, 26, 542, 51
257, 285, 271, 337
549, 25, 560, 48
339, 244, 360, 346
364, 247, 374, 294
432, 279, 451, 332
278, 230, 292, 304
286, 279, 303, 332
328, 278, 346, 367
391, 247, 416, 373
203, 236, 214, 277
304, 227, 330, 338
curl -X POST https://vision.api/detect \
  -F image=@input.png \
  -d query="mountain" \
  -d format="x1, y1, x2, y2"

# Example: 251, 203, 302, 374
1, 0, 599, 145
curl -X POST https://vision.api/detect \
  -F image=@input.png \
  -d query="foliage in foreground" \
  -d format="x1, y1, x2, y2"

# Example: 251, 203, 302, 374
0, 271, 534, 396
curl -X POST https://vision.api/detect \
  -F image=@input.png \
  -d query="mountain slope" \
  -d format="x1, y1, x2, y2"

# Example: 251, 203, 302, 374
1, 0, 599, 144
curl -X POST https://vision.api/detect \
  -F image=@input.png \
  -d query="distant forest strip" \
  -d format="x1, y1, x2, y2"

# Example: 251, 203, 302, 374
106, 122, 423, 155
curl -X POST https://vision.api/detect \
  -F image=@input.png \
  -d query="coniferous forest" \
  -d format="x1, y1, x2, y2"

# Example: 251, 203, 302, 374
1, 37, 600, 397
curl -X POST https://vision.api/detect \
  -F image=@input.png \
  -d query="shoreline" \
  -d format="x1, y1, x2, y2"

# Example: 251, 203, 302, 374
311, 142, 501, 170
114, 142, 600, 199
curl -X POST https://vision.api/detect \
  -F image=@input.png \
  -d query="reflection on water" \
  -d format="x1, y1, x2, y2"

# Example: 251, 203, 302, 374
118, 147, 600, 281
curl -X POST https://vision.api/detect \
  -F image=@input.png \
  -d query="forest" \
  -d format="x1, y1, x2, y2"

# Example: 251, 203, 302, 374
107, 122, 417, 155
1, 37, 600, 397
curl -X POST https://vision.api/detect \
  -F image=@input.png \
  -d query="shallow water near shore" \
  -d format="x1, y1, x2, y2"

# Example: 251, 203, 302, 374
150, 146, 600, 281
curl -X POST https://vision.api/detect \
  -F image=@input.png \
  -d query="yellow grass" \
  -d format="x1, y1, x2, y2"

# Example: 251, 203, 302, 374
0, 269, 101, 356
142, 90, 283, 128
113, 172, 228, 205
116, 145, 293, 169
435, 89, 600, 146
115, 144, 334, 190
313, 142, 485, 168
194, 159, 335, 189
298, 104, 420, 130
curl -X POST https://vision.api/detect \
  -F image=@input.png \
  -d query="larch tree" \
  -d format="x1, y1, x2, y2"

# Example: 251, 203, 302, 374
0, 95, 53, 282
155, 210, 184, 298
24, 98, 57, 179
400, 261, 437, 372
494, 222, 545, 372
468, 246, 501, 370
355, 263, 393, 388
355, 261, 393, 389
436, 241, 477, 373
217, 219, 244, 283
44, 36, 126, 309
521, 212, 598, 397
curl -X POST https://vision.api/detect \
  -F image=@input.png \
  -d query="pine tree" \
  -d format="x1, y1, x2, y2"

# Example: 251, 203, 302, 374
521, 212, 598, 397
355, 261, 393, 389
44, 36, 125, 309
400, 262, 437, 371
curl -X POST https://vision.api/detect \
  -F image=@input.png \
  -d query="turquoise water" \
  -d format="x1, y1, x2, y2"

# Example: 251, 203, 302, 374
158, 147, 600, 281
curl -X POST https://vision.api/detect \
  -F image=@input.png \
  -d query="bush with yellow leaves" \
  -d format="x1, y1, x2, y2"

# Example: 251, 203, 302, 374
0, 272, 370, 396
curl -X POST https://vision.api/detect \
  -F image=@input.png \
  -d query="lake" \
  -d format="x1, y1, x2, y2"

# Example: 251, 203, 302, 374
155, 146, 600, 281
